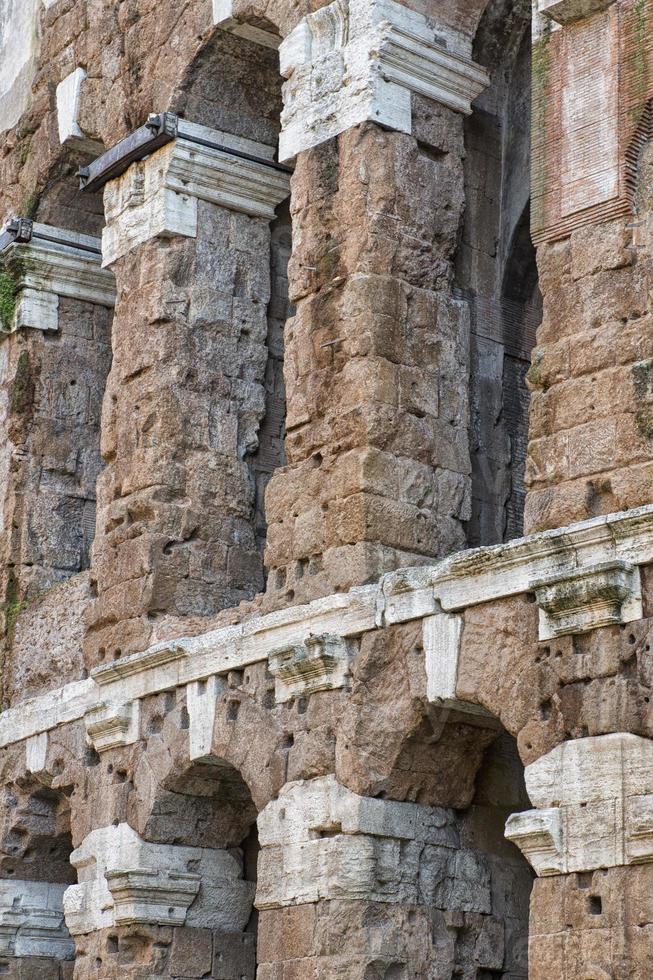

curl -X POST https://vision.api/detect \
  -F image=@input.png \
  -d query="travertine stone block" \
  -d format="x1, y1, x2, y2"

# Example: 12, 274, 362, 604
0, 880, 75, 960
278, 0, 489, 159
506, 734, 653, 875
187, 674, 226, 761
63, 823, 254, 936
268, 633, 353, 702
256, 776, 495, 911
56, 68, 103, 155
102, 119, 290, 266
532, 560, 642, 639
0, 222, 115, 333
84, 700, 140, 753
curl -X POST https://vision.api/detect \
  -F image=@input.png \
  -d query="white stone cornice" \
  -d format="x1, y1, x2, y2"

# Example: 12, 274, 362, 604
0, 222, 115, 333
63, 823, 254, 935
4, 505, 653, 754
505, 734, 653, 876
0, 880, 75, 961
102, 119, 291, 266
278, 0, 489, 160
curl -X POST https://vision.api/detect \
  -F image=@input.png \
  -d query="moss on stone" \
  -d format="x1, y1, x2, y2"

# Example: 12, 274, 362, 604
0, 271, 18, 331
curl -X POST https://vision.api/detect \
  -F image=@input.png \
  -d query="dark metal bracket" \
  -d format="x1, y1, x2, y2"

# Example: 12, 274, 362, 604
0, 218, 102, 258
78, 112, 179, 194
78, 111, 292, 194
0, 218, 34, 253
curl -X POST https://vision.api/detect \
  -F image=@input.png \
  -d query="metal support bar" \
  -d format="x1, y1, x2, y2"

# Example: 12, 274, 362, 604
78, 113, 179, 193
0, 217, 33, 253
79, 112, 292, 194
0, 218, 102, 258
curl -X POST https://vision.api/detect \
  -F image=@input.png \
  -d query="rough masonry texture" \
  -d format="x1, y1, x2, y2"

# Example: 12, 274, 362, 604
0, 0, 651, 977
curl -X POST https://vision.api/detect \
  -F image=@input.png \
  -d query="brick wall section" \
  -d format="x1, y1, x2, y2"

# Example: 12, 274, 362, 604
524, 214, 653, 532
264, 106, 472, 605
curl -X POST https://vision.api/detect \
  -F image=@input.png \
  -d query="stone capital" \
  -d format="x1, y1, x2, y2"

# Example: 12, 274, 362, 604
278, 0, 489, 161
531, 560, 643, 640
268, 633, 353, 702
101, 118, 291, 266
63, 823, 254, 936
505, 734, 653, 876
84, 700, 140, 753
0, 220, 115, 333
255, 776, 495, 912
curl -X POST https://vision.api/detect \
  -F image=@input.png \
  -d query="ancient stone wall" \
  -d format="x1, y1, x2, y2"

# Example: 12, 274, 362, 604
0, 0, 651, 978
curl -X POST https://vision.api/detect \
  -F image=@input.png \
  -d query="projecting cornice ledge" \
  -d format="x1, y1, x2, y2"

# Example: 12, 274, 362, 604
2, 504, 653, 752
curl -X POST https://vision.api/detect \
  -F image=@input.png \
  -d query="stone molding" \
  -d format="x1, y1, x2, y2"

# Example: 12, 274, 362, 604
84, 700, 140, 753
101, 118, 291, 266
277, 0, 489, 160
0, 222, 115, 333
0, 880, 75, 960
532, 560, 642, 640
505, 734, 653, 876
56, 68, 104, 155
63, 823, 254, 936
268, 633, 353, 702
3, 504, 653, 753
255, 775, 493, 910
537, 0, 617, 25
212, 0, 281, 48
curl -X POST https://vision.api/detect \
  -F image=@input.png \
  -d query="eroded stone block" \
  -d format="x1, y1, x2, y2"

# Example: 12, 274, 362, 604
84, 700, 140, 753
268, 634, 353, 702
56, 68, 103, 155
63, 823, 254, 936
506, 734, 653, 875
538, 0, 617, 25
278, 0, 488, 160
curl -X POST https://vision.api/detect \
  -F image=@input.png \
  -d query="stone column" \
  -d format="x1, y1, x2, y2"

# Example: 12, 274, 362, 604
0, 220, 115, 703
525, 0, 653, 533
506, 733, 653, 977
86, 118, 290, 664
63, 823, 256, 979
261, 0, 489, 604
255, 775, 527, 978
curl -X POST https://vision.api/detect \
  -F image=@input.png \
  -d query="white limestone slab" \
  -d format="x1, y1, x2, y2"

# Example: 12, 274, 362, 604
278, 0, 489, 160
102, 121, 290, 266
56, 68, 103, 155
64, 823, 254, 935
212, 0, 281, 48
505, 734, 653, 875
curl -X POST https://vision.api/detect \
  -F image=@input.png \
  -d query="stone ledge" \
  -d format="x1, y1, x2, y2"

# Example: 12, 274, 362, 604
538, 0, 617, 25
101, 118, 291, 266
0, 221, 115, 333
2, 504, 653, 753
277, 0, 489, 160
506, 734, 653, 876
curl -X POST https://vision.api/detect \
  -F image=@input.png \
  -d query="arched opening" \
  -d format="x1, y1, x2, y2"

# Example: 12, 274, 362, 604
0, 777, 76, 973
456, 0, 542, 547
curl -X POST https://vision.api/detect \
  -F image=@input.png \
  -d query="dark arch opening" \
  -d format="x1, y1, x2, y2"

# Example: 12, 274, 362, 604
456, 0, 542, 547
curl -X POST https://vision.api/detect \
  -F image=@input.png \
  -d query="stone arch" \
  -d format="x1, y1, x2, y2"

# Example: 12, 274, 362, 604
0, 762, 76, 975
